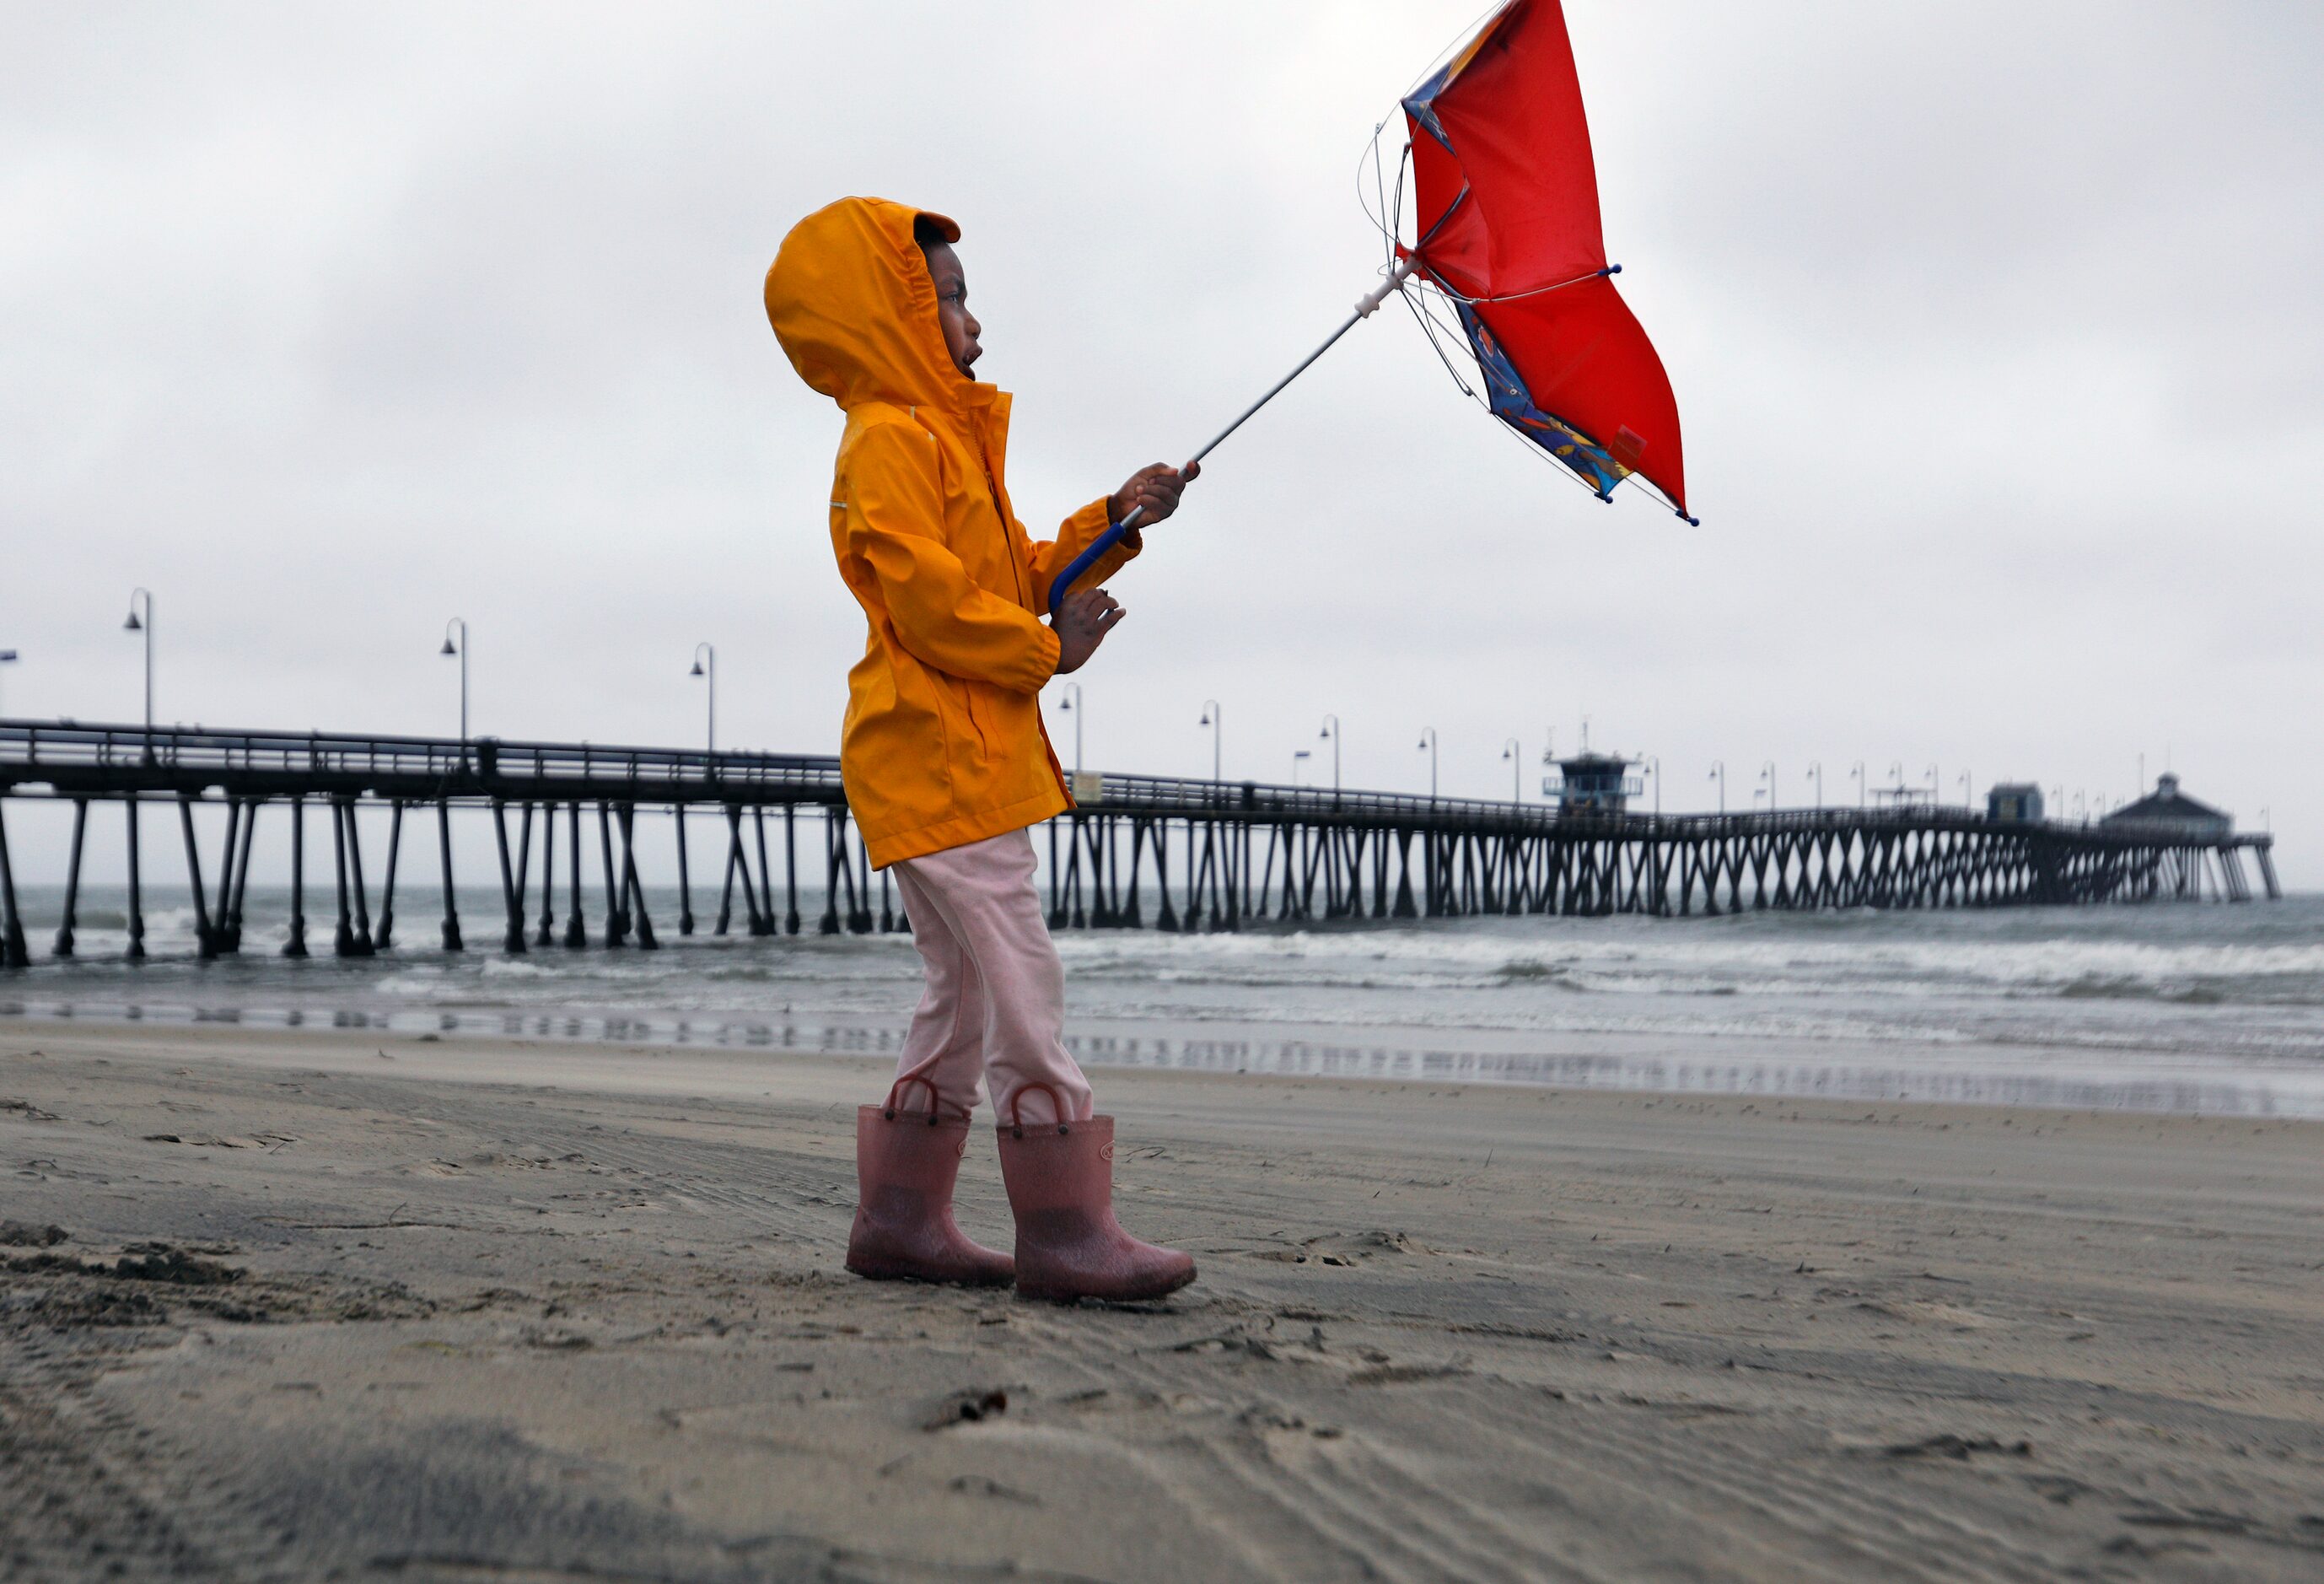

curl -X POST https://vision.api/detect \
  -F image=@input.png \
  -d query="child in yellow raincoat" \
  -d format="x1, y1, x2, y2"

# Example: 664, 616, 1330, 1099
766, 197, 1197, 1301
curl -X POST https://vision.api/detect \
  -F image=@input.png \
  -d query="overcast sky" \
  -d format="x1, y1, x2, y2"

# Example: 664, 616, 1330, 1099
4, 3, 2320, 882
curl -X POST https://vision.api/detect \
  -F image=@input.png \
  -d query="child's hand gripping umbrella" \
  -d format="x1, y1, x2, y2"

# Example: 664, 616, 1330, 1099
1049, 0, 1692, 618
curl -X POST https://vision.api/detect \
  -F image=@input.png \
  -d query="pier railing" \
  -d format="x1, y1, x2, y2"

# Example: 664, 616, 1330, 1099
0, 721, 845, 803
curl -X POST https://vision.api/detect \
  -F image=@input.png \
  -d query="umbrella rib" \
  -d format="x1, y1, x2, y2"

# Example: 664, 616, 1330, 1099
1427, 262, 1621, 308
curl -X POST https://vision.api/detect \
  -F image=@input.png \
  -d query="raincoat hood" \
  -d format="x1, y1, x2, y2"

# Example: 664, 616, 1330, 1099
765, 196, 1138, 868
766, 196, 973, 413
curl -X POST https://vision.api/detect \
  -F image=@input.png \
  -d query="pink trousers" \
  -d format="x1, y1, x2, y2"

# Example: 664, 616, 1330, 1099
885, 827, 1095, 1128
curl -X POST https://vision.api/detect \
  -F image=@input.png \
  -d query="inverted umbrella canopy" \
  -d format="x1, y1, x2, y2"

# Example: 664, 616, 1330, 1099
1046, 0, 1691, 616
1400, 0, 1690, 520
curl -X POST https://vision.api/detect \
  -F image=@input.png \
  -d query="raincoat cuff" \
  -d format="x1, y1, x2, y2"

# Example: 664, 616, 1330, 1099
1029, 622, 1063, 690
1082, 498, 1139, 573
1090, 497, 1139, 552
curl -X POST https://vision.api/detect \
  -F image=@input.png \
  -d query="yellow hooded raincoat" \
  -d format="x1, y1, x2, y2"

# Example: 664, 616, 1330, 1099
765, 197, 1137, 869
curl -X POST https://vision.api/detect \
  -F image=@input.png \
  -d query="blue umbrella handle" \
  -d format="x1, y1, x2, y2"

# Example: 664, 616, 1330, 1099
1047, 507, 1144, 618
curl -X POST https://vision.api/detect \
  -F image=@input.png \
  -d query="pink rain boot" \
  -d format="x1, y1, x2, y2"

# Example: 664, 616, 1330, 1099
995, 1087, 1196, 1303
845, 1078, 1014, 1286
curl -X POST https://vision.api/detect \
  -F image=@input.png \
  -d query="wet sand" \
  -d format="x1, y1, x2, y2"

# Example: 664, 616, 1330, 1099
3, 1021, 2320, 1581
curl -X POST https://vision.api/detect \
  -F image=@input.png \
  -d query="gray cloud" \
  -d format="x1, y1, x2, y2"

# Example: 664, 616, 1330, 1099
3, 2, 2316, 876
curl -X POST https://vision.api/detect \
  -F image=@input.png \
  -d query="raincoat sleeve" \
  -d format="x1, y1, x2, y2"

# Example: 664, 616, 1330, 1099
1025, 498, 1140, 616
842, 420, 1060, 693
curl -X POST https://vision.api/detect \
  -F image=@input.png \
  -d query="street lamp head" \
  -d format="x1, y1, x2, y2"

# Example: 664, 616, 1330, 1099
1198, 711, 1210, 727
439, 637, 458, 657
122, 612, 142, 632
689, 660, 704, 677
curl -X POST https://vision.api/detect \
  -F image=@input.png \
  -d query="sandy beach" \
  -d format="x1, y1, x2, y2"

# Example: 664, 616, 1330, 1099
3, 1021, 2321, 1581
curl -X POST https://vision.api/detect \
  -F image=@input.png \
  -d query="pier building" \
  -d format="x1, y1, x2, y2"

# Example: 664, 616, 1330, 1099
2102, 774, 2232, 840
1543, 752, 1643, 816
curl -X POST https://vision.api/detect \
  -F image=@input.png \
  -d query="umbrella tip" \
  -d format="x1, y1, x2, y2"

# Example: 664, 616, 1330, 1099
1685, 515, 1701, 526
1604, 263, 1622, 276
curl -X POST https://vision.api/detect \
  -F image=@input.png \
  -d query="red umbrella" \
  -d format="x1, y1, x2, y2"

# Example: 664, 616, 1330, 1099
1399, 0, 1691, 521
1052, 0, 1689, 615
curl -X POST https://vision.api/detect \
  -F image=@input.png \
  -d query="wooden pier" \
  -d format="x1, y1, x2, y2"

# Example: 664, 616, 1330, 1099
0, 719, 2281, 968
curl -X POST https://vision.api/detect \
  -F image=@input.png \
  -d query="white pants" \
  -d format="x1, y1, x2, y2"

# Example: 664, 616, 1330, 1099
885, 827, 1094, 1128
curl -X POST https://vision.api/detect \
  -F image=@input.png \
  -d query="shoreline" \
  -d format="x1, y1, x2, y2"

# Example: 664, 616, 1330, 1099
4, 1021, 2321, 1579
5, 995, 2321, 1119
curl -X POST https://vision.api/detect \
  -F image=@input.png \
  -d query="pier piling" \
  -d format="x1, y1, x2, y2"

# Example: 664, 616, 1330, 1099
619, 804, 656, 949
347, 800, 374, 954
596, 802, 625, 948
376, 800, 402, 952
0, 801, 25, 969
329, 798, 358, 957
562, 801, 586, 949
437, 800, 462, 951
125, 799, 146, 960
490, 800, 527, 955
534, 800, 554, 948
54, 798, 88, 957
754, 807, 778, 937
283, 795, 307, 958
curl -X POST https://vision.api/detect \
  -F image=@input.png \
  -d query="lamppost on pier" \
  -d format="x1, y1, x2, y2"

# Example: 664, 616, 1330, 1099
0, 650, 16, 715
1292, 748, 1311, 787
1759, 761, 1777, 812
1502, 737, 1522, 803
1198, 700, 1221, 785
1959, 768, 1972, 809
1057, 682, 1084, 777
439, 618, 469, 746
1806, 761, 1824, 809
1924, 764, 1940, 805
1645, 755, 1661, 816
689, 644, 716, 756
1417, 727, 1438, 800
119, 590, 156, 955
1850, 761, 1866, 809
1318, 714, 1341, 797
122, 589, 153, 730
1709, 760, 1726, 814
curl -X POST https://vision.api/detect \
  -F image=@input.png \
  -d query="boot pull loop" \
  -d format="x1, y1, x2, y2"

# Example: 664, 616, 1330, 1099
884, 1073, 950, 1123
1006, 1081, 1071, 1140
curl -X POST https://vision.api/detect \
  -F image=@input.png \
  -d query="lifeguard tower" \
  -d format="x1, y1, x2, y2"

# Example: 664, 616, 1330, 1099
1543, 750, 1643, 816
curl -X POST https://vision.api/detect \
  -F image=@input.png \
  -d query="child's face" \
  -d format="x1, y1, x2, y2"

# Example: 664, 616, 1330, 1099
922, 241, 982, 378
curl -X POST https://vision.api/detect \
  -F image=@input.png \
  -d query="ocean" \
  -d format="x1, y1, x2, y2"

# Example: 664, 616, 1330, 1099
5, 885, 2321, 1118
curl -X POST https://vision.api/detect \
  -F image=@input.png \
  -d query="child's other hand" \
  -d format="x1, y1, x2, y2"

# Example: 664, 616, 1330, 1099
1108, 461, 1198, 548
1052, 585, 1125, 675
